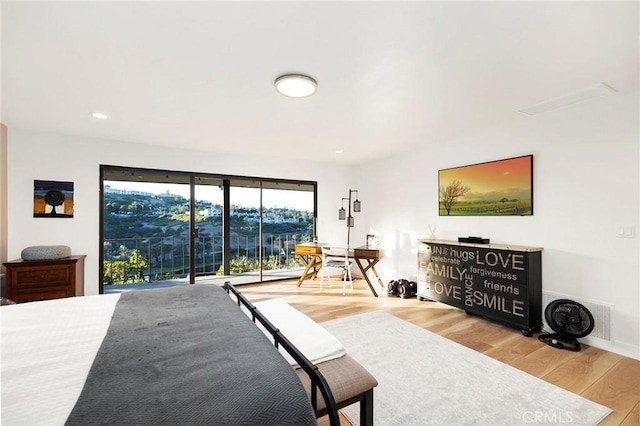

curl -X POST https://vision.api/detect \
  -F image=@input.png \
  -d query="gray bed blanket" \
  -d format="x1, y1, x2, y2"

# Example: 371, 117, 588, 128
66, 285, 316, 425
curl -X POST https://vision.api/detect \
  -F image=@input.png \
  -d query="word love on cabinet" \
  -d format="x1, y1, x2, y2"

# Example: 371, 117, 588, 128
417, 239, 543, 336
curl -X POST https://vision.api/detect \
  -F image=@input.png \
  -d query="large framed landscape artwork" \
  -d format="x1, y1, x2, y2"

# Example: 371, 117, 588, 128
438, 155, 533, 216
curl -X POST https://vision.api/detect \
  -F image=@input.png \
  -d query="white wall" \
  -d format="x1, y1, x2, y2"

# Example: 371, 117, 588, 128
6, 131, 352, 294
354, 92, 639, 359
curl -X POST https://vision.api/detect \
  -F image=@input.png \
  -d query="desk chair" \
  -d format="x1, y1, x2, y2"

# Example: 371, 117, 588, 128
320, 246, 353, 295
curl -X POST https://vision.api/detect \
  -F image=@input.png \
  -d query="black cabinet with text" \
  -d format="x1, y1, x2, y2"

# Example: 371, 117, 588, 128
417, 239, 543, 336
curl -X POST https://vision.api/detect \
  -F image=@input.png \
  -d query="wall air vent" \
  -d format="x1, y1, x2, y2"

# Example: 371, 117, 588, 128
518, 82, 617, 116
542, 291, 612, 341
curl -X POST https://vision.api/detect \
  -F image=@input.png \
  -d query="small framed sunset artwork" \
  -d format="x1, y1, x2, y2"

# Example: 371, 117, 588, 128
438, 155, 533, 216
33, 180, 75, 218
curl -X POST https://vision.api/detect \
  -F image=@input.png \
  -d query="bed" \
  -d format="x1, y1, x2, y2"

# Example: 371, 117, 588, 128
1, 284, 346, 425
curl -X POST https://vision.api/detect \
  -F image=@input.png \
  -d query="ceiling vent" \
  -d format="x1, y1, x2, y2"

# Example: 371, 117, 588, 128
518, 82, 617, 116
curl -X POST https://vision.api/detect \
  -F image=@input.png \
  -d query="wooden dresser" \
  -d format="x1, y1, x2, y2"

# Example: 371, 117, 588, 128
3, 255, 85, 303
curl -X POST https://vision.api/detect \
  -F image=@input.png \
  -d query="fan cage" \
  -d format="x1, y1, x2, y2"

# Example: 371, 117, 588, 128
545, 299, 595, 338
542, 291, 612, 341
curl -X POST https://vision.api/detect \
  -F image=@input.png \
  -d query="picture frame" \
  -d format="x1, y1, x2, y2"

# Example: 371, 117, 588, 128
366, 234, 383, 248
33, 180, 74, 218
438, 155, 533, 216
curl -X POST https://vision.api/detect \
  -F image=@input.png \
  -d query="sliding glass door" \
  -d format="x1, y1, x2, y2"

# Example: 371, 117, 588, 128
100, 166, 316, 292
101, 169, 192, 288
193, 176, 225, 279
261, 182, 314, 282
228, 179, 261, 281
225, 178, 316, 283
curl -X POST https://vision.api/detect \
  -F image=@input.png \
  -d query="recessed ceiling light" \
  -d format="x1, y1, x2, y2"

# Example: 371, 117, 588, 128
90, 112, 108, 119
335, 150, 343, 154
274, 74, 317, 98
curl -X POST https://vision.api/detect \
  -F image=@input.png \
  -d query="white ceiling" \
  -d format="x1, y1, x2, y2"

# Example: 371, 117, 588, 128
2, 1, 638, 166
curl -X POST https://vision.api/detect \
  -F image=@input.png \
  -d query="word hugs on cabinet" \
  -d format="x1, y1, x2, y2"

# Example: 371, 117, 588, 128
417, 240, 543, 336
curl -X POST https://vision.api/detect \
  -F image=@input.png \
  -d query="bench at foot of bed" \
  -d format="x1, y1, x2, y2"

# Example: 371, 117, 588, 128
295, 354, 377, 426
224, 282, 377, 426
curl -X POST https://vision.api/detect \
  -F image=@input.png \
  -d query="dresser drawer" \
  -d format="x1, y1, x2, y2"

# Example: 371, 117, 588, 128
13, 266, 70, 287
11, 287, 72, 303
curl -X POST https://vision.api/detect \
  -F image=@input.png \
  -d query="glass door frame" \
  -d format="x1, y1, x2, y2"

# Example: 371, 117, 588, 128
99, 165, 317, 293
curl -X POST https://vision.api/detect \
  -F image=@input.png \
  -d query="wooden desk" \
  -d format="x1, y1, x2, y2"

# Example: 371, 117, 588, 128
294, 243, 326, 287
294, 244, 384, 297
352, 246, 385, 297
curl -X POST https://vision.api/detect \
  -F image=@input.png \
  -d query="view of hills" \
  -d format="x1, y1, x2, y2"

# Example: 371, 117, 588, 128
103, 187, 313, 283
104, 188, 313, 242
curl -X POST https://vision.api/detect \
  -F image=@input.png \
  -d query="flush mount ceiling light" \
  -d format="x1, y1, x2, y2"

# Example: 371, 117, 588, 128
90, 112, 108, 119
274, 74, 317, 97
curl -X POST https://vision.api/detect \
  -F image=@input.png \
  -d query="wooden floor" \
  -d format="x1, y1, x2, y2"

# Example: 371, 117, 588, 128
237, 279, 640, 426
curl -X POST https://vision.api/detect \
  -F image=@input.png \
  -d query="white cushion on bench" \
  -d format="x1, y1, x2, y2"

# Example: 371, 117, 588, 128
253, 298, 346, 366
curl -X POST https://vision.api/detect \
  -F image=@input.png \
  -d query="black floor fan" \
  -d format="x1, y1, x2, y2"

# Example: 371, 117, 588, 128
538, 299, 595, 352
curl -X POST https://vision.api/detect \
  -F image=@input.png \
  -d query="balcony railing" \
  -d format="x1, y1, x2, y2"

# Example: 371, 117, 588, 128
103, 232, 311, 285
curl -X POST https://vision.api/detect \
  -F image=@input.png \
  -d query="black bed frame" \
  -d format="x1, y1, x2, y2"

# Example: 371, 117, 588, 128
224, 282, 341, 426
